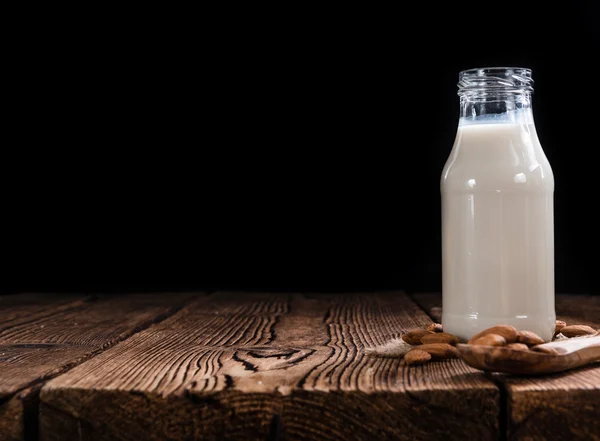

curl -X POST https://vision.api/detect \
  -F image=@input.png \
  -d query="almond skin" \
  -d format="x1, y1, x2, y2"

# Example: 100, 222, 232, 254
421, 332, 459, 346
418, 343, 459, 359
561, 325, 596, 338
471, 334, 507, 346
402, 329, 434, 345
506, 343, 530, 351
554, 320, 566, 336
468, 325, 518, 344
427, 323, 443, 333
404, 349, 432, 365
517, 330, 545, 346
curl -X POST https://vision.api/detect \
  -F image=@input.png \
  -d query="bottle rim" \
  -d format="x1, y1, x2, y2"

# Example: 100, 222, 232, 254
458, 67, 534, 94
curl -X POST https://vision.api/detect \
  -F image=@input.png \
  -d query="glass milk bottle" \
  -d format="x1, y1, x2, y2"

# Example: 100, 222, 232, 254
441, 67, 555, 342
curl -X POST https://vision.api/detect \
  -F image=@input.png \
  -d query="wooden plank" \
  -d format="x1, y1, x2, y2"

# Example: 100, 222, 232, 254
0, 293, 87, 312
0, 386, 40, 441
504, 294, 600, 441
553, 294, 600, 330
0, 293, 196, 441
409, 292, 442, 323
1, 294, 91, 441
412, 292, 600, 441
40, 291, 500, 441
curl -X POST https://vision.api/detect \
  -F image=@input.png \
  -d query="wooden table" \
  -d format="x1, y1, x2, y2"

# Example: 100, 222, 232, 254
0, 292, 598, 441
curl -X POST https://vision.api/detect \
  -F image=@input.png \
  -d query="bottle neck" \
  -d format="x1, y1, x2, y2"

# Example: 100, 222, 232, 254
459, 93, 534, 126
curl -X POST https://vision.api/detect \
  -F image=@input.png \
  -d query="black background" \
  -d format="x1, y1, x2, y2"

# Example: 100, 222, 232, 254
3, 2, 599, 294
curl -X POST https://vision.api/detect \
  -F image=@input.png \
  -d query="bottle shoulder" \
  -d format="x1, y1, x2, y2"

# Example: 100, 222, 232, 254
441, 134, 554, 192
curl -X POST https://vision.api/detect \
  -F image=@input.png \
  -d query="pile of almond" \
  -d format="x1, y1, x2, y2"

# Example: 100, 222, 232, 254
400, 320, 598, 365
400, 324, 460, 365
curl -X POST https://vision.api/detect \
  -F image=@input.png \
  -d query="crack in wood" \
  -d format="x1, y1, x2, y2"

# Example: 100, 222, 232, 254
232, 351, 258, 372
266, 413, 282, 441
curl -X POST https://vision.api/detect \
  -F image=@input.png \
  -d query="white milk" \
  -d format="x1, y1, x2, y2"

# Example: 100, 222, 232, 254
441, 109, 555, 341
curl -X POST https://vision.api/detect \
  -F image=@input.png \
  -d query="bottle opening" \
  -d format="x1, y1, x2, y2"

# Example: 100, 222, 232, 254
457, 67, 535, 125
458, 67, 534, 95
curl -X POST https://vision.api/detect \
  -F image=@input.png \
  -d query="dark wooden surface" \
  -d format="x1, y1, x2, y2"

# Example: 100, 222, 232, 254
39, 292, 499, 441
1, 292, 597, 440
0, 293, 197, 441
412, 292, 600, 441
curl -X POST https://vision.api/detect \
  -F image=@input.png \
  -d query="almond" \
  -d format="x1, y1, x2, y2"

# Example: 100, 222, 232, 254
468, 325, 518, 344
517, 330, 545, 346
401, 329, 434, 345
471, 334, 507, 346
418, 343, 459, 359
421, 332, 459, 346
427, 323, 443, 333
506, 343, 530, 351
554, 320, 566, 336
531, 345, 558, 355
561, 325, 596, 338
404, 349, 431, 365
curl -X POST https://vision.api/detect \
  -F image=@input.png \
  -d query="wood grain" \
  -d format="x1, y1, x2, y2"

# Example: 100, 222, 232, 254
412, 292, 600, 441
0, 293, 196, 441
40, 291, 500, 441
